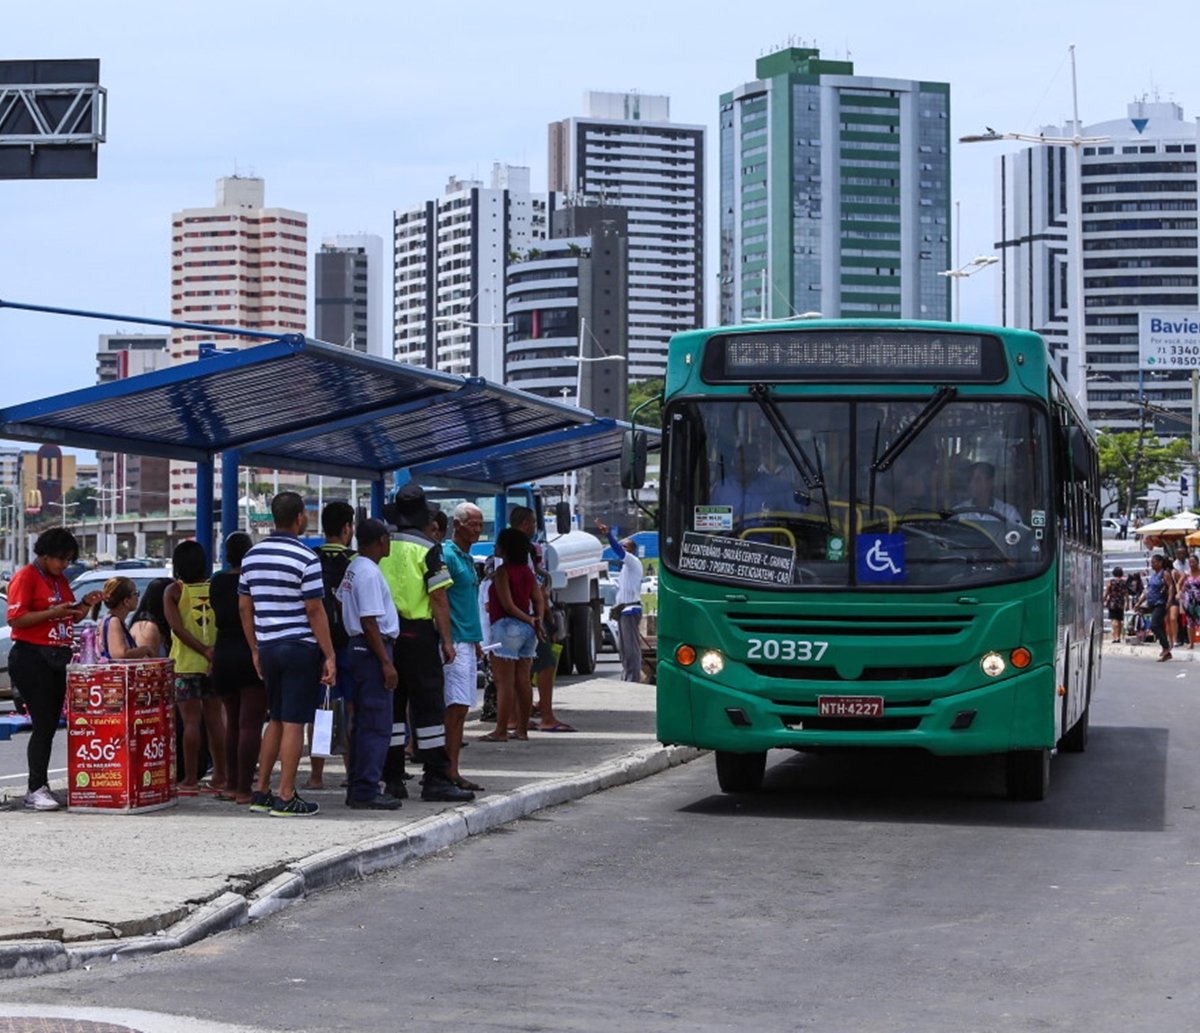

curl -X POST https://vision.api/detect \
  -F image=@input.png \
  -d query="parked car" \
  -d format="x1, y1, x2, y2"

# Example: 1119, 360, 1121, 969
1101, 518, 1122, 539
70, 567, 174, 601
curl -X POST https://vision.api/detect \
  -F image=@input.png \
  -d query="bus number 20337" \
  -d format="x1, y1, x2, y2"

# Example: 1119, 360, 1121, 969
745, 639, 830, 662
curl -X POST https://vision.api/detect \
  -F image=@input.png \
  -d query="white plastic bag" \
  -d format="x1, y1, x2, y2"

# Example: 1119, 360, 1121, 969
311, 691, 334, 757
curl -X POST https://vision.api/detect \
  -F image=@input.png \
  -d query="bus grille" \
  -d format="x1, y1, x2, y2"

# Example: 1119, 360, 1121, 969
780, 715, 923, 732
755, 664, 955, 682
729, 613, 974, 637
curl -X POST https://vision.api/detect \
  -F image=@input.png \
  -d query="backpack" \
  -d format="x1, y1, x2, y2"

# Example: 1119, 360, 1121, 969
317, 544, 355, 650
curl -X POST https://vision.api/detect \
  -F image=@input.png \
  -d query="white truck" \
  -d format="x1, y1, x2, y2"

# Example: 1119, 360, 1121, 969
416, 482, 608, 674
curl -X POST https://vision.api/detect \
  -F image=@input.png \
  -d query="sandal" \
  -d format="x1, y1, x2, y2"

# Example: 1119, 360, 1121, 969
477, 732, 508, 742
454, 777, 485, 792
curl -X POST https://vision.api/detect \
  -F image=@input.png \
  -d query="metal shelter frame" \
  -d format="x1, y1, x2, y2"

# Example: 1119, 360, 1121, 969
0, 299, 656, 562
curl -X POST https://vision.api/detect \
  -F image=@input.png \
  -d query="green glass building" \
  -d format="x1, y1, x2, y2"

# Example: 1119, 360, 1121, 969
719, 48, 951, 324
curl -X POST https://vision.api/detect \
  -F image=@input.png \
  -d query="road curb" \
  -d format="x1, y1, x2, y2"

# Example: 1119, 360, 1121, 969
3, 743, 703, 981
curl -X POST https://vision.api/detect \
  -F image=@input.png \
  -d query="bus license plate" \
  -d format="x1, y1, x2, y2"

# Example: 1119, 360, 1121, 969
817, 696, 884, 718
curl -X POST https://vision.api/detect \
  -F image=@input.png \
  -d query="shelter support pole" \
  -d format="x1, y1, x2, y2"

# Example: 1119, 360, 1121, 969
221, 451, 241, 564
371, 479, 385, 520
196, 458, 215, 568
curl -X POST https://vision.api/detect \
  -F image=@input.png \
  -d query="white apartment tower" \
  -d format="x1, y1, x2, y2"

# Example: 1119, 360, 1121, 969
549, 92, 705, 379
996, 101, 1200, 432
393, 164, 551, 382
169, 176, 308, 513
315, 233, 385, 357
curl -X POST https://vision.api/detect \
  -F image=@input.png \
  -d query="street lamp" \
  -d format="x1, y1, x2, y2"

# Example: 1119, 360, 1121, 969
48, 499, 78, 528
960, 44, 1108, 408
938, 256, 998, 322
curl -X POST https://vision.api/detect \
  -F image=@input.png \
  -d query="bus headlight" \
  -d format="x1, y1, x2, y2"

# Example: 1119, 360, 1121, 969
700, 650, 725, 676
980, 652, 1006, 677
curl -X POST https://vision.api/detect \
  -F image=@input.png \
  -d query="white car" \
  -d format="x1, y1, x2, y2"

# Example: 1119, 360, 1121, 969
598, 578, 619, 653
1101, 518, 1122, 539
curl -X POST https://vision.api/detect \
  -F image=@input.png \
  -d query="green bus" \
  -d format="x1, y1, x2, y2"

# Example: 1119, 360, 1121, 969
633, 320, 1101, 800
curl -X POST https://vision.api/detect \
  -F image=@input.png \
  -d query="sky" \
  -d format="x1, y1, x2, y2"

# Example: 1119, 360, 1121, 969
3, 0, 1200, 430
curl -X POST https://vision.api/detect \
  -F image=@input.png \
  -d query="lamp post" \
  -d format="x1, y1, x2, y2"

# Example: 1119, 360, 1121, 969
938, 255, 999, 323
48, 499, 78, 528
960, 44, 1107, 408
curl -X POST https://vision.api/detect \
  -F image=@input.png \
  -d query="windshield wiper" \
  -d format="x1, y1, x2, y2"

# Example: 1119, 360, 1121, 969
750, 384, 833, 532
871, 385, 957, 473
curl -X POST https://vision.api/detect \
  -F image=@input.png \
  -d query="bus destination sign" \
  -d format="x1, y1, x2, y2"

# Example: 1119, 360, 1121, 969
704, 329, 1006, 383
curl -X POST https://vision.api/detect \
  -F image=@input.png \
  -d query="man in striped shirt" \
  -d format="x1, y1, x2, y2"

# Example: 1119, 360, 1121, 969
238, 491, 337, 817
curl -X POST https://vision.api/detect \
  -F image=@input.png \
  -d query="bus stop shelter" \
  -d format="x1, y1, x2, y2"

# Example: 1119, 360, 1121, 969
0, 300, 657, 561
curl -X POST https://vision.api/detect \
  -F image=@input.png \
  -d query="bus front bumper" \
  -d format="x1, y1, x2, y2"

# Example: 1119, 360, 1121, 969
656, 660, 1057, 756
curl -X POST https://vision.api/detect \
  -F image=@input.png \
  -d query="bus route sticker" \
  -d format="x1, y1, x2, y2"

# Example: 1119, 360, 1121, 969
694, 505, 734, 531
679, 532, 794, 585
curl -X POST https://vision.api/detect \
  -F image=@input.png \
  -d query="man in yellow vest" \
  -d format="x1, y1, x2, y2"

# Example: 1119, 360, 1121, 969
379, 484, 474, 803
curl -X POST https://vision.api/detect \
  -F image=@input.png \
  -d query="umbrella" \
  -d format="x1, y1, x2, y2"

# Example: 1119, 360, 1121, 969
1132, 513, 1200, 537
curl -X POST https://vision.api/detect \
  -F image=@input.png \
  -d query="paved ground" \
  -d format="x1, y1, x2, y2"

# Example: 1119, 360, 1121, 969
2, 667, 693, 978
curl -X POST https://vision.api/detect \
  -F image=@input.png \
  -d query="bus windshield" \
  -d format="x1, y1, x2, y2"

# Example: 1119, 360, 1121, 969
664, 396, 1052, 589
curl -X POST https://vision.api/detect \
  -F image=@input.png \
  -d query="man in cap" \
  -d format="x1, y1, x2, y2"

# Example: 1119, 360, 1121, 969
596, 520, 644, 683
378, 483, 474, 803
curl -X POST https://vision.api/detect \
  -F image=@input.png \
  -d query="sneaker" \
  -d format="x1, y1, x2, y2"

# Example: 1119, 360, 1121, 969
347, 793, 402, 811
24, 786, 61, 812
269, 793, 320, 817
248, 790, 275, 813
384, 780, 409, 800
420, 777, 475, 803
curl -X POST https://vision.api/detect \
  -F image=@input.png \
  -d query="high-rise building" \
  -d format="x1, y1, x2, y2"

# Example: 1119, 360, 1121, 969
505, 203, 632, 528
995, 101, 1199, 433
96, 333, 171, 517
393, 164, 552, 381
315, 233, 384, 357
549, 92, 704, 380
719, 48, 951, 324
168, 176, 307, 513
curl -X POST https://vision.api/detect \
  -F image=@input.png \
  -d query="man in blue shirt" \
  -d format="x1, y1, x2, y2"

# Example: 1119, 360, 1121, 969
442, 502, 485, 791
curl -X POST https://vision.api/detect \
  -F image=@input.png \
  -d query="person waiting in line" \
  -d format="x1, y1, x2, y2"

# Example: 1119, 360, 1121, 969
508, 505, 574, 733
479, 526, 542, 743
1103, 567, 1130, 644
131, 578, 174, 657
596, 519, 644, 683
1173, 547, 1193, 647
308, 501, 356, 791
210, 532, 267, 806
166, 540, 226, 797
951, 461, 1021, 523
378, 484, 474, 802
1141, 553, 1176, 662
92, 576, 155, 661
240, 491, 337, 817
337, 518, 402, 810
7, 528, 103, 811
440, 503, 488, 784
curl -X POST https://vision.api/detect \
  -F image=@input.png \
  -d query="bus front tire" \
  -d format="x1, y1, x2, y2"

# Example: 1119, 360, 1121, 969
715, 750, 767, 793
1005, 749, 1050, 801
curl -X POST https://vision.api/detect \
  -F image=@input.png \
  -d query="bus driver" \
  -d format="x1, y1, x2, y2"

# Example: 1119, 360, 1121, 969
951, 461, 1021, 524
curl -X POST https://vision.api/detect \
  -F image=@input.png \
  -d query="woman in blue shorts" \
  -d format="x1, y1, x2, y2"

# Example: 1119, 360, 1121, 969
479, 527, 542, 742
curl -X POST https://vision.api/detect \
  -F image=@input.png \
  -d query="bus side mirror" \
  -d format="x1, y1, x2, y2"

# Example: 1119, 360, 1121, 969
554, 501, 571, 535
1068, 426, 1091, 480
621, 430, 648, 490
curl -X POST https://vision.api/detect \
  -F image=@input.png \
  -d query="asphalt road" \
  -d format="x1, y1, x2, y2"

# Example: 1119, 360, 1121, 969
3, 654, 1199, 1032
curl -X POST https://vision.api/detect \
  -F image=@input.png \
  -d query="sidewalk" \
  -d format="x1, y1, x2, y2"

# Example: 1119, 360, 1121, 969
1, 675, 698, 980
1103, 639, 1200, 661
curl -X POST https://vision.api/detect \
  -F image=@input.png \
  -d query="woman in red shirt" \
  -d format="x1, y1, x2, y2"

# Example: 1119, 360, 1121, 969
7, 528, 102, 811
478, 527, 543, 743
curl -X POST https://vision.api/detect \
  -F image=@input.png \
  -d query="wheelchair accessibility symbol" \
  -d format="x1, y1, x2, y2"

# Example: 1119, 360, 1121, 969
856, 533, 906, 583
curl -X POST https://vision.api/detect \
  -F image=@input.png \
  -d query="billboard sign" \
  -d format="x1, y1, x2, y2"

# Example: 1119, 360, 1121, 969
1139, 312, 1200, 370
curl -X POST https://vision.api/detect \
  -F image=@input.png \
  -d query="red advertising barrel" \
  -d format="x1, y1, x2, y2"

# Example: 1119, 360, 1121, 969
67, 659, 176, 813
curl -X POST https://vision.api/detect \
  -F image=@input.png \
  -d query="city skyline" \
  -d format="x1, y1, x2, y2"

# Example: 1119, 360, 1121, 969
2, 0, 1199, 435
